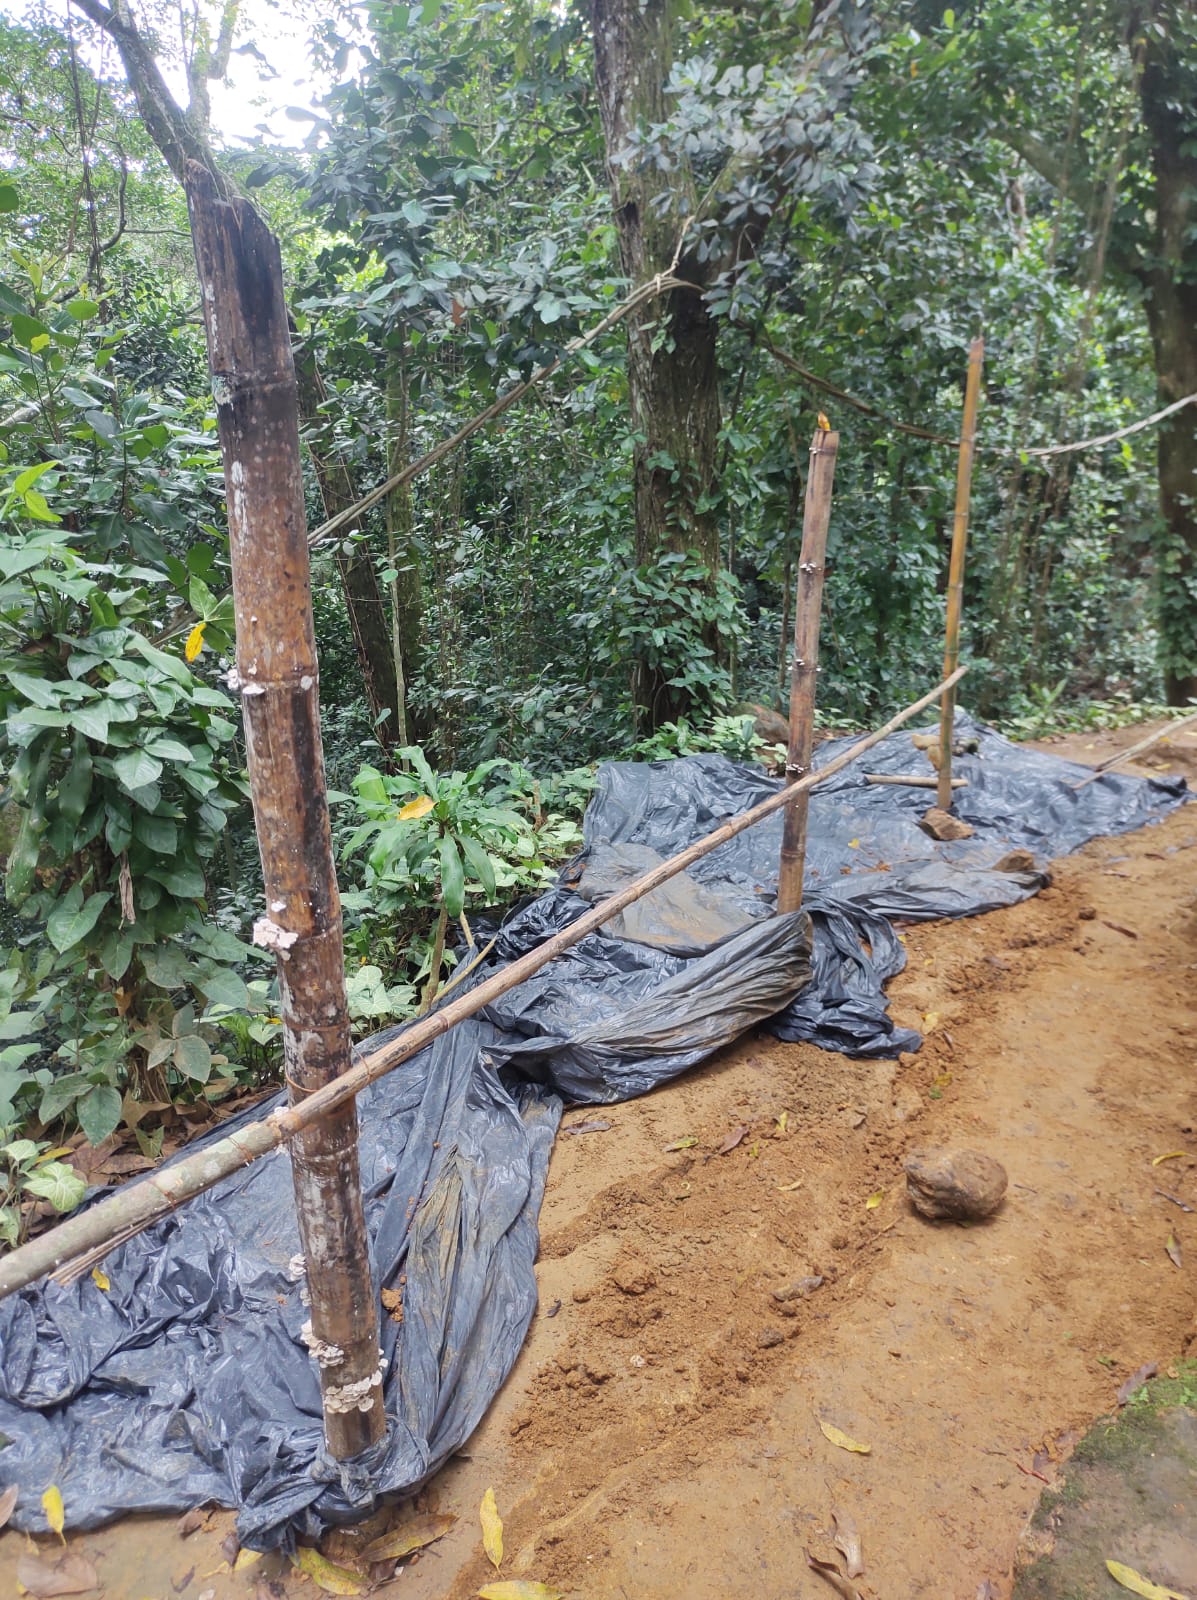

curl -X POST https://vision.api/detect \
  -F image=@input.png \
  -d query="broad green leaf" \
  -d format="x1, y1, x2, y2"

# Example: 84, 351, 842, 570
173, 1034, 212, 1083
5, 670, 62, 709
65, 298, 100, 321
145, 737, 194, 763
76, 1084, 121, 1147
56, 734, 93, 824
25, 1162, 86, 1214
440, 835, 466, 918
459, 834, 497, 900
133, 814, 177, 853
47, 888, 110, 953
113, 749, 164, 793
70, 704, 111, 743
194, 967, 250, 1009
139, 944, 194, 989
39, 1072, 90, 1125
149, 861, 206, 899
0, 184, 18, 214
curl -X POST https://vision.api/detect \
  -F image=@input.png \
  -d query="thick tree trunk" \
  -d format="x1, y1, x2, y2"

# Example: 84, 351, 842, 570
295, 350, 402, 744
186, 165, 384, 1459
1137, 7, 1197, 705
590, 0, 723, 730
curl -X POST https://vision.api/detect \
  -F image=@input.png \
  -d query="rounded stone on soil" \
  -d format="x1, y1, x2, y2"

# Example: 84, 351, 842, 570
904, 1148, 1008, 1220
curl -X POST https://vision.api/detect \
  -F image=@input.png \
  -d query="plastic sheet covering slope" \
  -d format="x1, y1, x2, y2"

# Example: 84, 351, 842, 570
0, 712, 1186, 1548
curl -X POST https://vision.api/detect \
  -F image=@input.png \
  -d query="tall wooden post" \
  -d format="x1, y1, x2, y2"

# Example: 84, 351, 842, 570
186, 166, 385, 1457
937, 335, 985, 809
777, 427, 838, 913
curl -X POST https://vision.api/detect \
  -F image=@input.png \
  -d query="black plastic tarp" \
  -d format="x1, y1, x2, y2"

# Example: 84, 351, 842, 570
0, 713, 1186, 1547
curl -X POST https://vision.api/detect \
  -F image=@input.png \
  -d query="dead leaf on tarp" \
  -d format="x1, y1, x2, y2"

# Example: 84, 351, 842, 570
89, 1267, 109, 1292
1152, 1152, 1188, 1166
818, 1419, 871, 1454
1105, 1559, 1190, 1599
42, 1484, 65, 1542
480, 1487, 503, 1570
291, 1546, 364, 1595
477, 1584, 566, 1600
14, 1553, 98, 1598
716, 1125, 749, 1155
1165, 1233, 1183, 1269
233, 1550, 263, 1574
664, 1136, 697, 1152
361, 1512, 457, 1563
831, 1507, 864, 1577
563, 1120, 611, 1137
805, 1550, 863, 1600
1117, 1362, 1160, 1404
0, 1482, 18, 1528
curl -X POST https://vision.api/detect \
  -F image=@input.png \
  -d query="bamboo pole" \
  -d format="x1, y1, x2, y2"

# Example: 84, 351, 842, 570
864, 774, 967, 789
1070, 709, 1197, 790
777, 428, 839, 912
185, 166, 384, 1457
0, 667, 967, 1304
937, 336, 985, 810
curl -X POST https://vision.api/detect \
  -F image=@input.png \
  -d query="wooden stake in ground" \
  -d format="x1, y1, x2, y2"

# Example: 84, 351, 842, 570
0, 668, 966, 1304
937, 336, 985, 811
185, 165, 384, 1458
777, 426, 839, 913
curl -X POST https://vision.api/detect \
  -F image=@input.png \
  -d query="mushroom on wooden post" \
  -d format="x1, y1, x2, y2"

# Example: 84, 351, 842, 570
186, 164, 385, 1457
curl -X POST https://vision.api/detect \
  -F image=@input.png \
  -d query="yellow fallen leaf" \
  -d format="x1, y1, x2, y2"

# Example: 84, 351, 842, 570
291, 1546, 364, 1595
775, 1111, 789, 1135
398, 794, 435, 821
777, 1179, 803, 1192
665, 1136, 697, 1152
361, 1512, 457, 1563
819, 1420, 871, 1455
865, 1191, 884, 1210
1105, 1559, 1189, 1599
848, 838, 860, 849
91, 1267, 110, 1292
233, 1549, 262, 1572
923, 1011, 942, 1032
1151, 1152, 1187, 1166
480, 1487, 503, 1571
478, 1585, 565, 1600
184, 622, 206, 663
33, 1146, 73, 1164
41, 1484, 65, 1543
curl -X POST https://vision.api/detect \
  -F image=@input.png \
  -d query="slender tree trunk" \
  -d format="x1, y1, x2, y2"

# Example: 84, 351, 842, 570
186, 165, 384, 1458
385, 346, 422, 745
589, 0, 723, 731
295, 349, 401, 744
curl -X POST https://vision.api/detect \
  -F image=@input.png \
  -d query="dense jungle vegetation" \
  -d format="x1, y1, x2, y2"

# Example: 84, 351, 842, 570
0, 0, 1193, 1232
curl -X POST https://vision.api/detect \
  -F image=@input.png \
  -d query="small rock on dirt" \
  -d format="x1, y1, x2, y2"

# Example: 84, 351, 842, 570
757, 1326, 785, 1349
611, 1256, 656, 1296
904, 1148, 1008, 1220
772, 1275, 824, 1303
919, 807, 975, 841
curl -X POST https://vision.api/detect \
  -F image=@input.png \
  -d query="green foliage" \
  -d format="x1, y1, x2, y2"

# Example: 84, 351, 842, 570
630, 712, 781, 766
0, 1128, 86, 1249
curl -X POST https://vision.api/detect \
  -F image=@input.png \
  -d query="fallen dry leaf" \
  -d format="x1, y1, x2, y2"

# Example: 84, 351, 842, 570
563, 1120, 611, 1137
831, 1507, 863, 1577
42, 1484, 65, 1542
818, 1419, 871, 1455
1101, 920, 1138, 939
480, 1487, 503, 1571
176, 1508, 205, 1537
220, 1532, 240, 1565
291, 1545, 364, 1595
923, 1010, 942, 1032
1151, 1152, 1188, 1166
1155, 1188, 1195, 1213
361, 1512, 457, 1563
664, 1136, 697, 1152
716, 1125, 748, 1155
1105, 1559, 1189, 1599
776, 1179, 803, 1192
89, 1267, 109, 1292
15, 1553, 98, 1598
0, 1482, 18, 1528
1165, 1233, 1183, 1269
805, 1549, 863, 1600
865, 1191, 884, 1211
1117, 1362, 1160, 1404
233, 1550, 263, 1574
775, 1111, 789, 1134
477, 1585, 565, 1600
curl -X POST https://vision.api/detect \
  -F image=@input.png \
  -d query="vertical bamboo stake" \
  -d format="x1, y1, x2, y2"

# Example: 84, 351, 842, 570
777, 427, 839, 912
937, 335, 985, 810
186, 165, 385, 1457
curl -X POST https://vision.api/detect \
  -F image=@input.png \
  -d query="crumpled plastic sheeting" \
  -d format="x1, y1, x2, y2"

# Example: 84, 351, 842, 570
0, 711, 1186, 1548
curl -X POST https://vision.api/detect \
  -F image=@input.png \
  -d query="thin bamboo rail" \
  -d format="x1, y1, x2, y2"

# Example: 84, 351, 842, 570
1071, 709, 1197, 790
937, 337, 985, 809
0, 667, 966, 1303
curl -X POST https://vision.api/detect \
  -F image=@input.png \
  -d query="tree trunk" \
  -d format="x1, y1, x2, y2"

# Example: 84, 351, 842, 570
186, 164, 385, 1459
589, 0, 723, 730
295, 349, 402, 744
1139, 15, 1197, 705
385, 345, 424, 747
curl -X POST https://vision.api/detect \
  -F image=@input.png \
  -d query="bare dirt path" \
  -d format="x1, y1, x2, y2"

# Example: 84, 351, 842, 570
6, 721, 1195, 1599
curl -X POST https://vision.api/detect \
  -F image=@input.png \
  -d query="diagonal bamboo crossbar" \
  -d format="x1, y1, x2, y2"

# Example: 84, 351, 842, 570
0, 667, 965, 1303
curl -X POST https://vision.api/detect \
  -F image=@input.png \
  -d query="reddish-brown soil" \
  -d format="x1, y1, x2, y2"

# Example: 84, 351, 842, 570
5, 719, 1195, 1600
